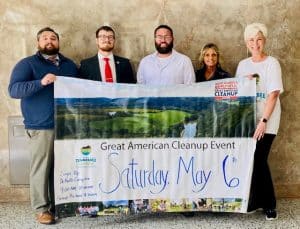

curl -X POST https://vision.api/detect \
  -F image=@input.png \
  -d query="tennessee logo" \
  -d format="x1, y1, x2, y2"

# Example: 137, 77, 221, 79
81, 146, 91, 156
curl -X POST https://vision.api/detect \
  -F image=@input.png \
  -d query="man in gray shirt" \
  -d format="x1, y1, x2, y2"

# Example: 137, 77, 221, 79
137, 25, 195, 85
137, 25, 195, 217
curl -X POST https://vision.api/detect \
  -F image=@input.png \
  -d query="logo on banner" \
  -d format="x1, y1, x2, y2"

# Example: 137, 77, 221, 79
214, 81, 238, 100
81, 145, 91, 156
75, 145, 96, 166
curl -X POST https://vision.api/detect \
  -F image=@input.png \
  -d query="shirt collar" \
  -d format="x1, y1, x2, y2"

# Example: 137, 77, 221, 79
41, 53, 59, 61
98, 52, 113, 60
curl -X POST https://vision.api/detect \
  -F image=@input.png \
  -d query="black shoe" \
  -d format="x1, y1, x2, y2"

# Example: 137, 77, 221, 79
265, 209, 278, 220
181, 212, 195, 217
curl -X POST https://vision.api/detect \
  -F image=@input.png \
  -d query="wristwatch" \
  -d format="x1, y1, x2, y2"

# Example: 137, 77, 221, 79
262, 118, 268, 123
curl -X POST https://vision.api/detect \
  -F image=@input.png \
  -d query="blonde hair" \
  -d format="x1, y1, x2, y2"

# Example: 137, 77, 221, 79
198, 43, 220, 68
244, 23, 268, 41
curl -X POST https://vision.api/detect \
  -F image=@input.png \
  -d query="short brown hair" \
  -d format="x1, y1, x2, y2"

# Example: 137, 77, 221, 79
95, 26, 115, 38
37, 27, 59, 41
154, 24, 173, 37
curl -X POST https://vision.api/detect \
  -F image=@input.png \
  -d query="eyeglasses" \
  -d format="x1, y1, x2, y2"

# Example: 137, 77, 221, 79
97, 35, 115, 41
155, 35, 173, 41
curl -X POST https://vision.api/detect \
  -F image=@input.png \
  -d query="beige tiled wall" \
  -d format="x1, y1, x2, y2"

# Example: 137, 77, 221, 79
1, 0, 299, 201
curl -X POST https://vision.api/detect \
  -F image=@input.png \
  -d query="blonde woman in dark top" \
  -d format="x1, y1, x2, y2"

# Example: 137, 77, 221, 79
196, 43, 231, 82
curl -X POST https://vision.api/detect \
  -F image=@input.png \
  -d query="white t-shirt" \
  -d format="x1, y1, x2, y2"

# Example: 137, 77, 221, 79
236, 56, 284, 134
137, 49, 195, 85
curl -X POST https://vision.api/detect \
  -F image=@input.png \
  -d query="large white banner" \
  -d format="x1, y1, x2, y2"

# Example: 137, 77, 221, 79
54, 77, 256, 217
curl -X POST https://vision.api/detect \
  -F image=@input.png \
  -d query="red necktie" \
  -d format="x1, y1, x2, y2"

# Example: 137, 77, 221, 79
103, 57, 113, 82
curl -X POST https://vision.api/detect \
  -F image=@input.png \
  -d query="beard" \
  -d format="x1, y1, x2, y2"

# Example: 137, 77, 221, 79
155, 41, 173, 54
38, 44, 59, 55
99, 43, 114, 52
100, 46, 114, 52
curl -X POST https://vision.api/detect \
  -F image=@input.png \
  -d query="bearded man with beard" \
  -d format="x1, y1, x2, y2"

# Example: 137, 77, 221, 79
137, 24, 195, 85
79, 25, 135, 83
8, 27, 78, 225
137, 25, 195, 218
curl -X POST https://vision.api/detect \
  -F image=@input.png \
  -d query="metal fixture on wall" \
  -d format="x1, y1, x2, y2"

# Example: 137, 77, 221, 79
8, 116, 30, 185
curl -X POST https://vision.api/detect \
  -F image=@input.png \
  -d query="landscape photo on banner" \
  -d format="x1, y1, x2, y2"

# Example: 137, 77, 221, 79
54, 76, 256, 218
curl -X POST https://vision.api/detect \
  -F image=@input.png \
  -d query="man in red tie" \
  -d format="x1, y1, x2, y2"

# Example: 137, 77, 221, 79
79, 26, 136, 84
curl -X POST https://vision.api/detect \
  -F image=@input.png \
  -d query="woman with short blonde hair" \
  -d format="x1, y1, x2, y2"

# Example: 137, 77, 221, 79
236, 22, 283, 221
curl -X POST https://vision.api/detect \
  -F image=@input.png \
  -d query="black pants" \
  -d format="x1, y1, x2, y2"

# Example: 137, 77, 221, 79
247, 134, 276, 211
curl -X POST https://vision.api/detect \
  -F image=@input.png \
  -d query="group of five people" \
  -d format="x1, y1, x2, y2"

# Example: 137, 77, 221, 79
8, 23, 283, 224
